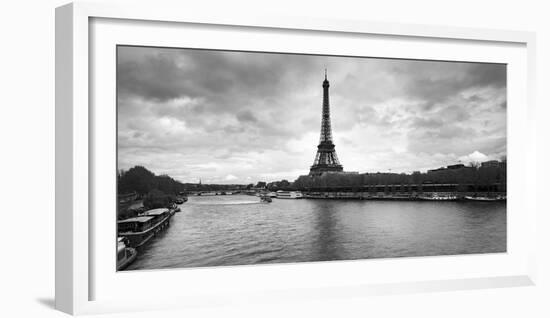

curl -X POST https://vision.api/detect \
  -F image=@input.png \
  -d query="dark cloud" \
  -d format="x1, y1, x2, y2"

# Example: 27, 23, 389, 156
389, 61, 506, 104
410, 117, 444, 129
236, 110, 258, 123
118, 47, 320, 108
118, 55, 183, 101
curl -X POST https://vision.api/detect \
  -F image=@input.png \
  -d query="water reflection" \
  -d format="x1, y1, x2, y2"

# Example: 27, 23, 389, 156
311, 200, 340, 261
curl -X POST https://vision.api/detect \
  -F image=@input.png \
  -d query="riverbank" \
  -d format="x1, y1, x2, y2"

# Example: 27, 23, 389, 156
302, 191, 506, 201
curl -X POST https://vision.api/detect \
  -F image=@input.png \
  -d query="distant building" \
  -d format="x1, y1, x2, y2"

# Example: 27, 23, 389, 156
427, 167, 446, 173
447, 164, 465, 170
481, 160, 500, 168
324, 171, 359, 175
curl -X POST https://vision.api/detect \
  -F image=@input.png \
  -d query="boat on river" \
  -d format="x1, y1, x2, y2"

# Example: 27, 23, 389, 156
174, 196, 187, 204
260, 195, 272, 203
199, 192, 217, 196
276, 190, 304, 199
418, 193, 457, 201
117, 208, 173, 248
117, 237, 137, 270
465, 195, 506, 202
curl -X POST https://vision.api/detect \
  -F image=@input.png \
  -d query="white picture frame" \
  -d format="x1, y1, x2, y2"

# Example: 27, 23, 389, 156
55, 1, 537, 315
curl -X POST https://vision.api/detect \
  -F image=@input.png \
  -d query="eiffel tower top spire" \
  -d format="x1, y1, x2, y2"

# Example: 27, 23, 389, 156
309, 70, 343, 176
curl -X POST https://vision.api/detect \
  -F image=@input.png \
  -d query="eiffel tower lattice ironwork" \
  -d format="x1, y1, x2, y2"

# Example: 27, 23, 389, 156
309, 70, 344, 176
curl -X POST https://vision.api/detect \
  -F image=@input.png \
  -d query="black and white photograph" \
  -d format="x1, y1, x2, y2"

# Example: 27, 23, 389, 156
116, 45, 507, 271
4, 0, 549, 316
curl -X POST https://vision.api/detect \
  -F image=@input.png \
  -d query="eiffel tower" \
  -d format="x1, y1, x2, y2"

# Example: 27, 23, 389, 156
309, 70, 344, 176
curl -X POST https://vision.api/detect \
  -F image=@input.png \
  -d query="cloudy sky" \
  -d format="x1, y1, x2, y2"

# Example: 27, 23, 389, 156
117, 46, 506, 184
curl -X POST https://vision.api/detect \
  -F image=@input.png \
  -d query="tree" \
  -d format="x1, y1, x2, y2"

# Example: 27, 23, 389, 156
143, 189, 174, 209
155, 174, 179, 194
118, 166, 156, 195
118, 166, 187, 196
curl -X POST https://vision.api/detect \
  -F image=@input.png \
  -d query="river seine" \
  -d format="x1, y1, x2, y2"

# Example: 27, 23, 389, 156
126, 194, 506, 270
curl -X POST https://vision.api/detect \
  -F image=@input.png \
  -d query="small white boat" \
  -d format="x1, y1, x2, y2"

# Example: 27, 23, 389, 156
275, 190, 304, 199
117, 237, 137, 271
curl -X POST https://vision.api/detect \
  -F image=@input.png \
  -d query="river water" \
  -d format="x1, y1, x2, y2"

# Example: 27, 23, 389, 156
125, 194, 506, 270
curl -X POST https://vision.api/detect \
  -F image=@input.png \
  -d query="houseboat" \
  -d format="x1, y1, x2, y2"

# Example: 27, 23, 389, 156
418, 193, 457, 201
198, 192, 217, 196
465, 195, 506, 202
117, 208, 173, 248
275, 190, 304, 199
117, 237, 137, 270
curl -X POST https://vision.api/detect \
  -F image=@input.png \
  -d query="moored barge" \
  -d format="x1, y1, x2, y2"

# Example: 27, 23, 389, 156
117, 208, 173, 248
465, 195, 506, 202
